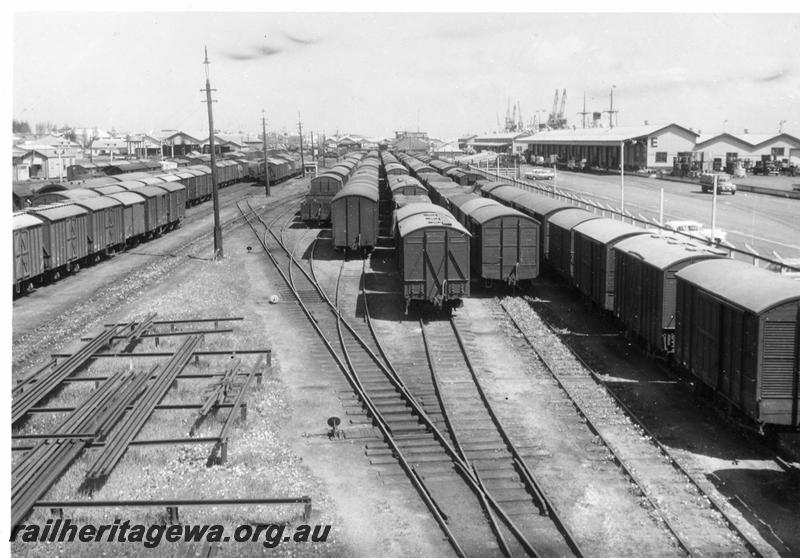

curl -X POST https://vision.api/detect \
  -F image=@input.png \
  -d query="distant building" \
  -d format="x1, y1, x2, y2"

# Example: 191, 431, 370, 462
13, 148, 30, 181
391, 135, 430, 154
458, 135, 478, 151
201, 133, 245, 155
514, 124, 698, 170
154, 131, 203, 158
89, 138, 127, 159
693, 132, 800, 171
337, 136, 362, 154
471, 132, 527, 155
17, 147, 77, 180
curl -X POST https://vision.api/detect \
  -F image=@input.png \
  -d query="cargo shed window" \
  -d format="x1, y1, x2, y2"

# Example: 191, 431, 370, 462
771, 147, 785, 157
655, 152, 668, 163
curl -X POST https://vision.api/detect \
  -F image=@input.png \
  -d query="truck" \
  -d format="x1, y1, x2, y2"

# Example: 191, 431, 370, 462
699, 173, 736, 195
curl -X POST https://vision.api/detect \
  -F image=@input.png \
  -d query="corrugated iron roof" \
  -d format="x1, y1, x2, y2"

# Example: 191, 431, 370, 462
518, 123, 696, 144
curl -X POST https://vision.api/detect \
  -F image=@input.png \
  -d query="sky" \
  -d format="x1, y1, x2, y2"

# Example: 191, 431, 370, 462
10, 8, 800, 141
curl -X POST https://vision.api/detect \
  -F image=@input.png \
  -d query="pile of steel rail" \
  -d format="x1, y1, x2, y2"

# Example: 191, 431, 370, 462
83, 335, 202, 491
12, 370, 147, 526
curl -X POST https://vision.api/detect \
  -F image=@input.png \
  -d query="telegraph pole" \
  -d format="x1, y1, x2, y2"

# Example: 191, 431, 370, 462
298, 113, 306, 178
202, 46, 223, 259
262, 109, 270, 196
310, 131, 315, 161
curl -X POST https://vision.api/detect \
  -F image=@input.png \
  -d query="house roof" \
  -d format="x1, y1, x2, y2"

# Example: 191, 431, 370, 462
393, 137, 430, 151
517, 123, 697, 145
695, 132, 800, 149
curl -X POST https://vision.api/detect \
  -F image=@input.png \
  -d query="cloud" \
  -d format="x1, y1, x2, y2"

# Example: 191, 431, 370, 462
755, 68, 790, 83
221, 44, 283, 61
285, 33, 317, 45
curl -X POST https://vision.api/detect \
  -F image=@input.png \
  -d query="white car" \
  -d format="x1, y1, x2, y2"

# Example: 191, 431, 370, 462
664, 220, 727, 244
524, 167, 555, 180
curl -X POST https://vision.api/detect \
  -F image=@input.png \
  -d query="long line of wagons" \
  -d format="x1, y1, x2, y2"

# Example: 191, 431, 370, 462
303, 149, 800, 430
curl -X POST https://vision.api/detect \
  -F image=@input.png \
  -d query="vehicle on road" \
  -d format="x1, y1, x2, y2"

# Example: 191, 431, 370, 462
664, 219, 727, 244
524, 167, 555, 180
699, 173, 736, 194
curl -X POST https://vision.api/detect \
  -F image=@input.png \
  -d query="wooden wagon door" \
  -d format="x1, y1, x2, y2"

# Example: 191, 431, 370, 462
15, 230, 30, 279
105, 208, 114, 246
66, 217, 78, 260
423, 230, 446, 302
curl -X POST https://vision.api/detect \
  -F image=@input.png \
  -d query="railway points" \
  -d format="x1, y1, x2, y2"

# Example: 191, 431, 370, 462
12, 149, 800, 557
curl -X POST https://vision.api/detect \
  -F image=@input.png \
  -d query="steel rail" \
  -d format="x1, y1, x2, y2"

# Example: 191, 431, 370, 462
12, 324, 129, 424
501, 300, 721, 558
84, 336, 202, 487
237, 201, 469, 558
520, 296, 772, 558
447, 316, 586, 558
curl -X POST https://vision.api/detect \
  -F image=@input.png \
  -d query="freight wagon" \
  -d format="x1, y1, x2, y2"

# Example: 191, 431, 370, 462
675, 259, 800, 427
395, 203, 471, 312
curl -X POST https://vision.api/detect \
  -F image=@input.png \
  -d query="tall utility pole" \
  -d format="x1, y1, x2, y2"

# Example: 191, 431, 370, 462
298, 113, 306, 178
261, 109, 270, 197
202, 46, 223, 259
310, 131, 315, 161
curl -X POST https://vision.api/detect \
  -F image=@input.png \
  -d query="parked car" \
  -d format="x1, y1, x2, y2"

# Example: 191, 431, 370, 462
753, 161, 780, 176
525, 167, 556, 180
664, 220, 727, 244
699, 173, 736, 194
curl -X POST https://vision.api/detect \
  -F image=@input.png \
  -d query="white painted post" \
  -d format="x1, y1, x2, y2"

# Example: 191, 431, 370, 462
659, 187, 664, 225
620, 140, 625, 215
711, 174, 719, 244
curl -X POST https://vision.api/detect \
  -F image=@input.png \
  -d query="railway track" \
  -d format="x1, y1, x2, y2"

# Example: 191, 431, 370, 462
500, 295, 776, 558
240, 199, 576, 556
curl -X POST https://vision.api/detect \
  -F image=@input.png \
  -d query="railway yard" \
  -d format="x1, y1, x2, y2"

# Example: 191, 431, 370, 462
10, 153, 800, 558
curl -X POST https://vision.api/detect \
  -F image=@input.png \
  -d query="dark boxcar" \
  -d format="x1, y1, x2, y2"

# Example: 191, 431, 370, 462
614, 234, 724, 352
27, 204, 91, 275
396, 209, 471, 311
13, 213, 45, 293
430, 160, 456, 175
179, 169, 204, 204
106, 191, 147, 243
546, 208, 601, 280
572, 218, 648, 310
310, 172, 345, 195
189, 165, 213, 200
72, 196, 126, 255
462, 200, 540, 284
675, 259, 800, 426
392, 194, 431, 209
32, 188, 101, 206
385, 162, 409, 176
331, 182, 380, 251
389, 176, 428, 196
511, 193, 586, 261
301, 195, 333, 222
445, 195, 489, 229
124, 185, 169, 235
483, 185, 533, 209
153, 181, 187, 227
89, 184, 127, 196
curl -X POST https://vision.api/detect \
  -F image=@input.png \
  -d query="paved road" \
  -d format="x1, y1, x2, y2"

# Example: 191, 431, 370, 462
518, 166, 800, 261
